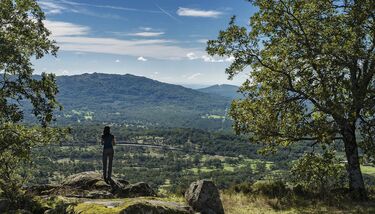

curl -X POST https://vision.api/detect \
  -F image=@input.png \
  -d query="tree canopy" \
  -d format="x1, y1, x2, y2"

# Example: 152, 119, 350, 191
0, 0, 63, 206
0, 0, 59, 126
207, 0, 374, 200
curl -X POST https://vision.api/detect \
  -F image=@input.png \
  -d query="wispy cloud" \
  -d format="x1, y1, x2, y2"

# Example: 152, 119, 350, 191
137, 56, 148, 61
140, 27, 153, 31
129, 32, 165, 37
45, 20, 201, 60
115, 59, 120, 63
177, 7, 223, 18
196, 39, 208, 44
155, 4, 181, 22
40, 0, 127, 20
44, 20, 90, 36
59, 0, 162, 14
39, 1, 66, 14
187, 73, 202, 80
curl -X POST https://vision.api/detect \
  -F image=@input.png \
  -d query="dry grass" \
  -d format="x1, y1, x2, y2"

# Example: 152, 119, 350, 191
221, 193, 375, 214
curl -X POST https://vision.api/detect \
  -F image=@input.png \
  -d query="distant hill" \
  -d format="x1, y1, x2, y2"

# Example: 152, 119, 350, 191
197, 84, 242, 99
39, 73, 232, 128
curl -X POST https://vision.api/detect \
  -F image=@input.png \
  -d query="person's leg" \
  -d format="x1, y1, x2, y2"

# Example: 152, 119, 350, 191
102, 150, 108, 180
108, 149, 114, 179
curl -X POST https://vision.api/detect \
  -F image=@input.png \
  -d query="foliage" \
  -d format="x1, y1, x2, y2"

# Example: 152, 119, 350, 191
207, 0, 374, 199
0, 0, 64, 210
0, 124, 68, 205
290, 151, 347, 196
0, 0, 59, 126
251, 180, 287, 198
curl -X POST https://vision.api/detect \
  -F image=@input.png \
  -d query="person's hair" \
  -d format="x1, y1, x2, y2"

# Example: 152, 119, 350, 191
103, 126, 111, 136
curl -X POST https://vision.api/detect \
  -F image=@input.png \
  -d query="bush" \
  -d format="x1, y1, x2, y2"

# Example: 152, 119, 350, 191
251, 180, 287, 198
227, 182, 253, 194
290, 151, 347, 197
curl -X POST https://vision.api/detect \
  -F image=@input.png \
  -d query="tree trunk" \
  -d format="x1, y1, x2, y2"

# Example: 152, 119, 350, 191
342, 126, 368, 201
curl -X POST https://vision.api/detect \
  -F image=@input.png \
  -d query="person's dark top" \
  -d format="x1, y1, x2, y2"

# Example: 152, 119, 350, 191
102, 134, 114, 149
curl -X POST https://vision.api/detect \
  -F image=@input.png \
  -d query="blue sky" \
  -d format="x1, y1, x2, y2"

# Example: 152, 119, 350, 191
34, 0, 257, 87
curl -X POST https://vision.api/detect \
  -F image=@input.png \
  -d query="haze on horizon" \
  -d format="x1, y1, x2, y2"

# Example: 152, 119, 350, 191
33, 0, 257, 86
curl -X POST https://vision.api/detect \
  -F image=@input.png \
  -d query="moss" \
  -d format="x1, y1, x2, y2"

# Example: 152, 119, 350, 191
38, 196, 78, 214
74, 203, 122, 214
73, 197, 189, 214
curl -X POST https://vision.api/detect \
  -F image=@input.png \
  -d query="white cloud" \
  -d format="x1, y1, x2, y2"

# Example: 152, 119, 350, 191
177, 7, 223, 18
197, 39, 208, 44
225, 56, 235, 62
137, 56, 148, 61
154, 72, 159, 75
129, 32, 165, 37
115, 59, 120, 63
187, 73, 202, 80
186, 52, 233, 63
55, 69, 70, 75
44, 20, 90, 36
187, 52, 199, 60
202, 55, 224, 62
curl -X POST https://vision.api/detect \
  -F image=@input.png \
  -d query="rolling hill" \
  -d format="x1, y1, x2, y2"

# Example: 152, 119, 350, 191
44, 73, 232, 128
197, 84, 242, 99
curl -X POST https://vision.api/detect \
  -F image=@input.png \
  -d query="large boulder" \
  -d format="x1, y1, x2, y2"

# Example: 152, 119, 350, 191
56, 171, 113, 198
185, 180, 224, 214
62, 171, 107, 189
28, 171, 156, 199
116, 182, 156, 198
121, 200, 192, 214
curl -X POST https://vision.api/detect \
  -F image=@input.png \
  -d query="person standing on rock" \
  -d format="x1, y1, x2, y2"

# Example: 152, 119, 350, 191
101, 126, 116, 183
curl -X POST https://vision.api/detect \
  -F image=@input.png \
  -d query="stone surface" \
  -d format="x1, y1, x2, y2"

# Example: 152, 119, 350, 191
62, 171, 106, 189
28, 171, 156, 199
116, 182, 157, 198
185, 180, 224, 214
121, 200, 192, 214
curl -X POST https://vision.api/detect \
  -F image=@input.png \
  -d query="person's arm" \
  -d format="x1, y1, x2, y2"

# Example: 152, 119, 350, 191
101, 136, 104, 145
112, 136, 116, 146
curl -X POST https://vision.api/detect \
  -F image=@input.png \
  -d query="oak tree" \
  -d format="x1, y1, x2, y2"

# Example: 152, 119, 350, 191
207, 0, 374, 200
0, 0, 63, 205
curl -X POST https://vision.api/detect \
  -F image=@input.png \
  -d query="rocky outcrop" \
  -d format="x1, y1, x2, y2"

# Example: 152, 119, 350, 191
26, 173, 226, 214
185, 180, 224, 214
28, 171, 155, 199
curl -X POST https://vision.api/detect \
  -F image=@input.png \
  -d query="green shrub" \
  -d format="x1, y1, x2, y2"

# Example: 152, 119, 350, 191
251, 180, 287, 198
228, 182, 253, 194
290, 151, 347, 197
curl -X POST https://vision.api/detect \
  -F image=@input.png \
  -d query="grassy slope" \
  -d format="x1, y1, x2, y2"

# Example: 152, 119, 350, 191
67, 193, 375, 214
222, 193, 375, 214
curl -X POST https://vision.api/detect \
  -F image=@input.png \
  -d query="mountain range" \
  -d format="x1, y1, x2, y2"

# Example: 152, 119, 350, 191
40, 73, 241, 129
197, 84, 241, 99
